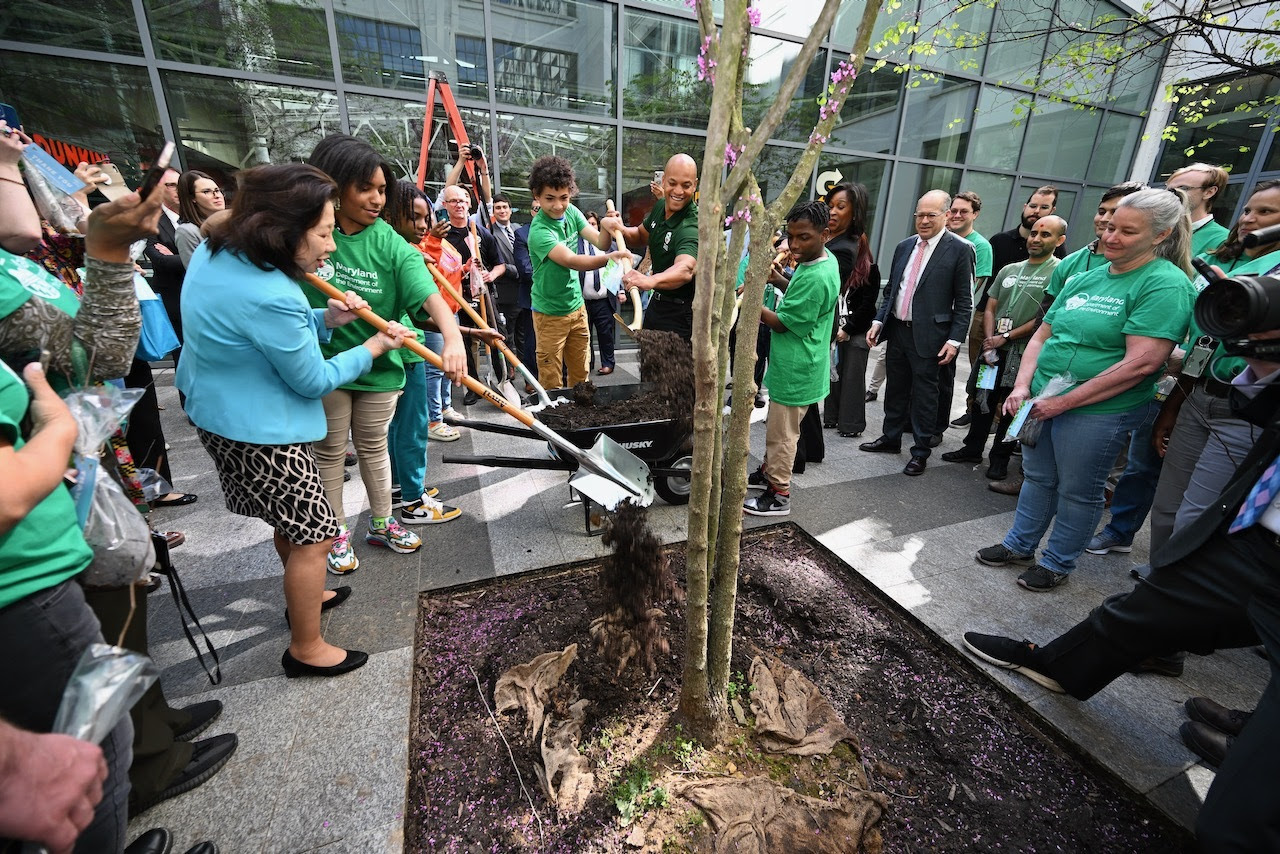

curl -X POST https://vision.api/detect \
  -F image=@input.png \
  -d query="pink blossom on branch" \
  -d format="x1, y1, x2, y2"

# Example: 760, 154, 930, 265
746, 5, 762, 27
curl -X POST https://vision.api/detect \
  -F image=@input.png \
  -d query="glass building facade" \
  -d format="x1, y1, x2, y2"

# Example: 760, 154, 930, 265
1, 0, 1170, 259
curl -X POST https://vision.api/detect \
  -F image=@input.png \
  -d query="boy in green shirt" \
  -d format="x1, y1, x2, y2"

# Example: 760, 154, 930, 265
744, 201, 840, 516
525, 155, 629, 390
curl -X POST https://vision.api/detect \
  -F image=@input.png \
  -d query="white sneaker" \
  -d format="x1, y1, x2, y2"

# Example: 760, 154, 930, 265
401, 494, 462, 525
393, 485, 438, 508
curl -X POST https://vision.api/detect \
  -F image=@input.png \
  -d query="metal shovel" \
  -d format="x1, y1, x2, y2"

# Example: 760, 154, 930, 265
305, 273, 654, 509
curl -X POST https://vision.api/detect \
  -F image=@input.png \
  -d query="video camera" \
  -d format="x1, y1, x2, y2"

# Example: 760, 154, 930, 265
1192, 222, 1280, 358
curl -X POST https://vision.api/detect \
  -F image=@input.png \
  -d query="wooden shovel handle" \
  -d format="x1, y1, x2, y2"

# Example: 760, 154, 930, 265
303, 273, 536, 427
606, 199, 642, 322
425, 262, 526, 372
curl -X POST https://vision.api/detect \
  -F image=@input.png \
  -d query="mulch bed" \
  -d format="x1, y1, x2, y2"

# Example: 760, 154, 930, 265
407, 523, 1193, 852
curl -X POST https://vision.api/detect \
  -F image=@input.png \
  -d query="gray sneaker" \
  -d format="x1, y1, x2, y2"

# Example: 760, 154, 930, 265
1017, 564, 1069, 591
1085, 532, 1133, 555
743, 486, 790, 516
975, 543, 1035, 567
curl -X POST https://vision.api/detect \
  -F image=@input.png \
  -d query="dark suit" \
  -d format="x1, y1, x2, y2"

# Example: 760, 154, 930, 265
1031, 380, 1280, 850
144, 212, 185, 345
874, 229, 973, 457
512, 223, 536, 368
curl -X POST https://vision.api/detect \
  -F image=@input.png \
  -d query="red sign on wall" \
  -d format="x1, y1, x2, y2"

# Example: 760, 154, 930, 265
30, 133, 108, 169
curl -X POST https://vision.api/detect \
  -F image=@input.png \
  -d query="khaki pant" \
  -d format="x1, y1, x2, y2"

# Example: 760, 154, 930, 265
763, 401, 807, 492
533, 304, 590, 390
314, 388, 400, 522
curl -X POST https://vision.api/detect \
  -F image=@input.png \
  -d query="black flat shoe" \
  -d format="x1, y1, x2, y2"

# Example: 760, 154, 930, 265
859, 436, 901, 453
153, 493, 198, 508
124, 828, 171, 854
281, 648, 369, 678
284, 585, 351, 627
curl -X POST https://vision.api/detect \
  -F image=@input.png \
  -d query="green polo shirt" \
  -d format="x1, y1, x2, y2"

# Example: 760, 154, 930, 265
962, 230, 993, 278
988, 256, 1058, 355
643, 200, 699, 301
528, 205, 589, 316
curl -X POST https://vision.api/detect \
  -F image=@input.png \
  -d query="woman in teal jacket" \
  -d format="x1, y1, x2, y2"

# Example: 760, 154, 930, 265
177, 163, 411, 678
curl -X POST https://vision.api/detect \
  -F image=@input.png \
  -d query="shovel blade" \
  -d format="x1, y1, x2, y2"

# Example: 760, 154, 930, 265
584, 433, 655, 507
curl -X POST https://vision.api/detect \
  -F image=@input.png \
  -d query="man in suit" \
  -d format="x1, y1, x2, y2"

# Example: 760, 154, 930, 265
961, 330, 1280, 851
512, 200, 539, 372
143, 168, 184, 345
861, 189, 973, 475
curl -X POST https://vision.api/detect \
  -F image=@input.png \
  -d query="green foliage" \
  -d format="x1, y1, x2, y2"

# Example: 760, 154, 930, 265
612, 765, 672, 827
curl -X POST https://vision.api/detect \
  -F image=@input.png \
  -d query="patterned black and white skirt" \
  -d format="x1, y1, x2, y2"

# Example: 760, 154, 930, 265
196, 429, 340, 545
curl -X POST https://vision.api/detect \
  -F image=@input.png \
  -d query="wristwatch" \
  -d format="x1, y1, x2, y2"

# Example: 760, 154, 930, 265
1001, 331, 1010, 340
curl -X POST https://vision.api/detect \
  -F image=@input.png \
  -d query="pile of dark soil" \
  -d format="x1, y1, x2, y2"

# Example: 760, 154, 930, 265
408, 525, 1192, 852
539, 329, 693, 434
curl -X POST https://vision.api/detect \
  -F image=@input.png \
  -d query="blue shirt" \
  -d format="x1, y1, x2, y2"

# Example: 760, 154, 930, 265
176, 245, 373, 444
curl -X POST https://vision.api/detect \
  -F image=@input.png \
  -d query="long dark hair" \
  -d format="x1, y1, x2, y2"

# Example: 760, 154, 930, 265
206, 163, 337, 281
307, 133, 394, 203
825, 181, 873, 288
383, 179, 428, 236
1211, 179, 1280, 264
177, 169, 218, 226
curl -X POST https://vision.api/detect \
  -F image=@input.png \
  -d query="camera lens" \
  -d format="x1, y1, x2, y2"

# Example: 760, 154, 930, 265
1195, 275, 1280, 338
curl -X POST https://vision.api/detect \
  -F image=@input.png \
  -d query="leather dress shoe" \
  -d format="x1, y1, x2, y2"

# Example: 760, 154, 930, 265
463, 389, 481, 406
864, 390, 878, 402
1180, 721, 1233, 769
183, 844, 218, 854
989, 476, 1022, 495
903, 457, 927, 476
174, 699, 223, 742
1185, 696, 1252, 737
125, 828, 172, 854
131, 734, 238, 815
284, 585, 352, 627
282, 648, 369, 678
153, 492, 198, 508
859, 436, 901, 453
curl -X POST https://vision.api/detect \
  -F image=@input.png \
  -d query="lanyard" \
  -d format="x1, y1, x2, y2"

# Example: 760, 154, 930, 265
998, 259, 1051, 322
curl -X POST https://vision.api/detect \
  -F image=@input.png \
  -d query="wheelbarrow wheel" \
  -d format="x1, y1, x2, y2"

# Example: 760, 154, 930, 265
654, 455, 692, 505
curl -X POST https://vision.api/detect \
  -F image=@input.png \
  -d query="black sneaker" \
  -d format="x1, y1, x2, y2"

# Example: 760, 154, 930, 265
344, 451, 357, 467
975, 543, 1035, 567
173, 700, 223, 742
950, 413, 972, 427
962, 632, 1064, 693
743, 486, 790, 516
941, 449, 983, 463
131, 733, 238, 815
986, 457, 1009, 480
747, 467, 767, 489
1017, 564, 1069, 591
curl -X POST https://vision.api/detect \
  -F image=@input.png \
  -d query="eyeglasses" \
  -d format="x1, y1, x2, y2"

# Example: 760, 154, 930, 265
444, 199, 469, 205
1169, 184, 1208, 193
197, 188, 223, 196
914, 212, 942, 219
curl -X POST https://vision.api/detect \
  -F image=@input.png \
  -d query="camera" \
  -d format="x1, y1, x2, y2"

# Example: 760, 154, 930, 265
1192, 257, 1280, 356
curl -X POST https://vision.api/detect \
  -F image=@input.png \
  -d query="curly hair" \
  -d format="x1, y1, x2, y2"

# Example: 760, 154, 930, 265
383, 179, 428, 234
528, 155, 577, 198
786, 199, 831, 233
206, 163, 337, 281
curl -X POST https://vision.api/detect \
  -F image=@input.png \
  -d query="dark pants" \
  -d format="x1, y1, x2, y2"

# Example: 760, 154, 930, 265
793, 404, 824, 470
1030, 524, 1280, 849
645, 297, 693, 342
514, 307, 536, 371
124, 357, 171, 482
882, 320, 943, 458
825, 338, 869, 435
935, 358, 957, 434
83, 585, 192, 806
0, 580, 132, 854
584, 296, 617, 369
960, 354, 1016, 460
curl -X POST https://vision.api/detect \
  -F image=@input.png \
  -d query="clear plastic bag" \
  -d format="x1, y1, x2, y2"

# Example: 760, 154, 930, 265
21, 152, 84, 235
1012, 372, 1076, 447
52, 643, 158, 744
134, 468, 174, 505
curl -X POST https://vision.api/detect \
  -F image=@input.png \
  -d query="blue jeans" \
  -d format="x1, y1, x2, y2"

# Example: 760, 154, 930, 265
421, 329, 447, 422
1099, 415, 1165, 543
388, 361, 429, 500
1003, 400, 1157, 575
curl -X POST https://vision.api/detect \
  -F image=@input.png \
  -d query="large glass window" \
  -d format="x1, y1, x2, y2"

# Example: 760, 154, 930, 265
1108, 29, 1163, 113
753, 143, 806, 203
1019, 99, 1101, 180
816, 154, 888, 245
162, 71, 340, 170
488, 0, 615, 116
336, 1, 486, 99
1156, 73, 1280, 178
913, 0, 992, 76
0, 51, 160, 183
829, 62, 902, 155
1088, 111, 1142, 184
2, 0, 143, 55
959, 170, 1014, 237
1038, 0, 1112, 105
983, 3, 1051, 87
833, 0, 918, 58
743, 41, 826, 144
620, 127, 704, 226
897, 72, 978, 162
968, 87, 1029, 172
145, 0, 332, 80
493, 114, 616, 216
622, 10, 707, 129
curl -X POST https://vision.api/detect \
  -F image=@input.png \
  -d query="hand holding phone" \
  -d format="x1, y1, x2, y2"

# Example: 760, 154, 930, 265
137, 141, 175, 198
93, 162, 131, 202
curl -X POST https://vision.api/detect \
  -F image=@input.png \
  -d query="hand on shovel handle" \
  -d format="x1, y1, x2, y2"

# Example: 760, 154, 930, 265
605, 199, 643, 331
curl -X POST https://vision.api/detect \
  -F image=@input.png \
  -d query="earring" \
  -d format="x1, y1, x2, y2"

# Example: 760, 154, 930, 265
333, 200, 341, 211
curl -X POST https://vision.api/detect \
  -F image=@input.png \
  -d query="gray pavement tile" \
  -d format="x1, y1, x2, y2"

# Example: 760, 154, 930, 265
1146, 767, 1216, 831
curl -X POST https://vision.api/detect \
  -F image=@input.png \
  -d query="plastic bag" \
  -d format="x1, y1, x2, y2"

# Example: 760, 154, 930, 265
134, 468, 174, 505
1011, 372, 1076, 447
51, 643, 158, 744
134, 274, 180, 361
21, 150, 85, 235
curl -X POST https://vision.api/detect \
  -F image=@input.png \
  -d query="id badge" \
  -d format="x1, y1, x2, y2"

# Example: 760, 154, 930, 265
1182, 344, 1214, 379
975, 363, 998, 390
996, 316, 1013, 335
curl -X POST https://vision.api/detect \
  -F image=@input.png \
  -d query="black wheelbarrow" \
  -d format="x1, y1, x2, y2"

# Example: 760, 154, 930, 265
443, 383, 693, 534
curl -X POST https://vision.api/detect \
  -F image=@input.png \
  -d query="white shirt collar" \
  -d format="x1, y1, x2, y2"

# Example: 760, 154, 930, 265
1191, 214, 1215, 230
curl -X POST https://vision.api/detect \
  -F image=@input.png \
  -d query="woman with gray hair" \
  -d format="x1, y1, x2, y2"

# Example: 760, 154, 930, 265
973, 189, 1195, 591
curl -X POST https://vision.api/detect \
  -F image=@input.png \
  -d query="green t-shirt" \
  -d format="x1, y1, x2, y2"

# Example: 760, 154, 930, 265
306, 218, 437, 392
1186, 248, 1280, 383
1191, 218, 1230, 258
1035, 257, 1192, 414
735, 252, 778, 310
0, 360, 93, 610
0, 251, 84, 392
643, 201, 699, 301
764, 250, 839, 407
988, 256, 1058, 354
528, 205, 589, 316
1045, 243, 1106, 302
962, 231, 993, 278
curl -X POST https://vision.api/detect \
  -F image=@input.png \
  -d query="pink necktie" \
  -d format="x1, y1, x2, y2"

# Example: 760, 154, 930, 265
898, 238, 926, 320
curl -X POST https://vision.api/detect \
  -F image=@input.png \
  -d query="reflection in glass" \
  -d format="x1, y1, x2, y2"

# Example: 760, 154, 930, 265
0, 51, 160, 183
913, 0, 992, 76
983, 3, 1051, 86
337, 1, 486, 98
620, 127, 703, 226
833, 0, 918, 58
743, 41, 826, 144
1019, 99, 1101, 180
754, 144, 805, 204
145, 0, 332, 79
1108, 27, 1163, 113
816, 154, 888, 244
622, 10, 708, 129
2, 0, 142, 55
898, 72, 978, 161
488, 0, 615, 115
959, 171, 1013, 239
162, 71, 340, 171
492, 114, 616, 217
1039, 0, 1112, 104
969, 87, 1030, 172
830, 62, 902, 154
1156, 73, 1280, 178
1088, 112, 1141, 184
